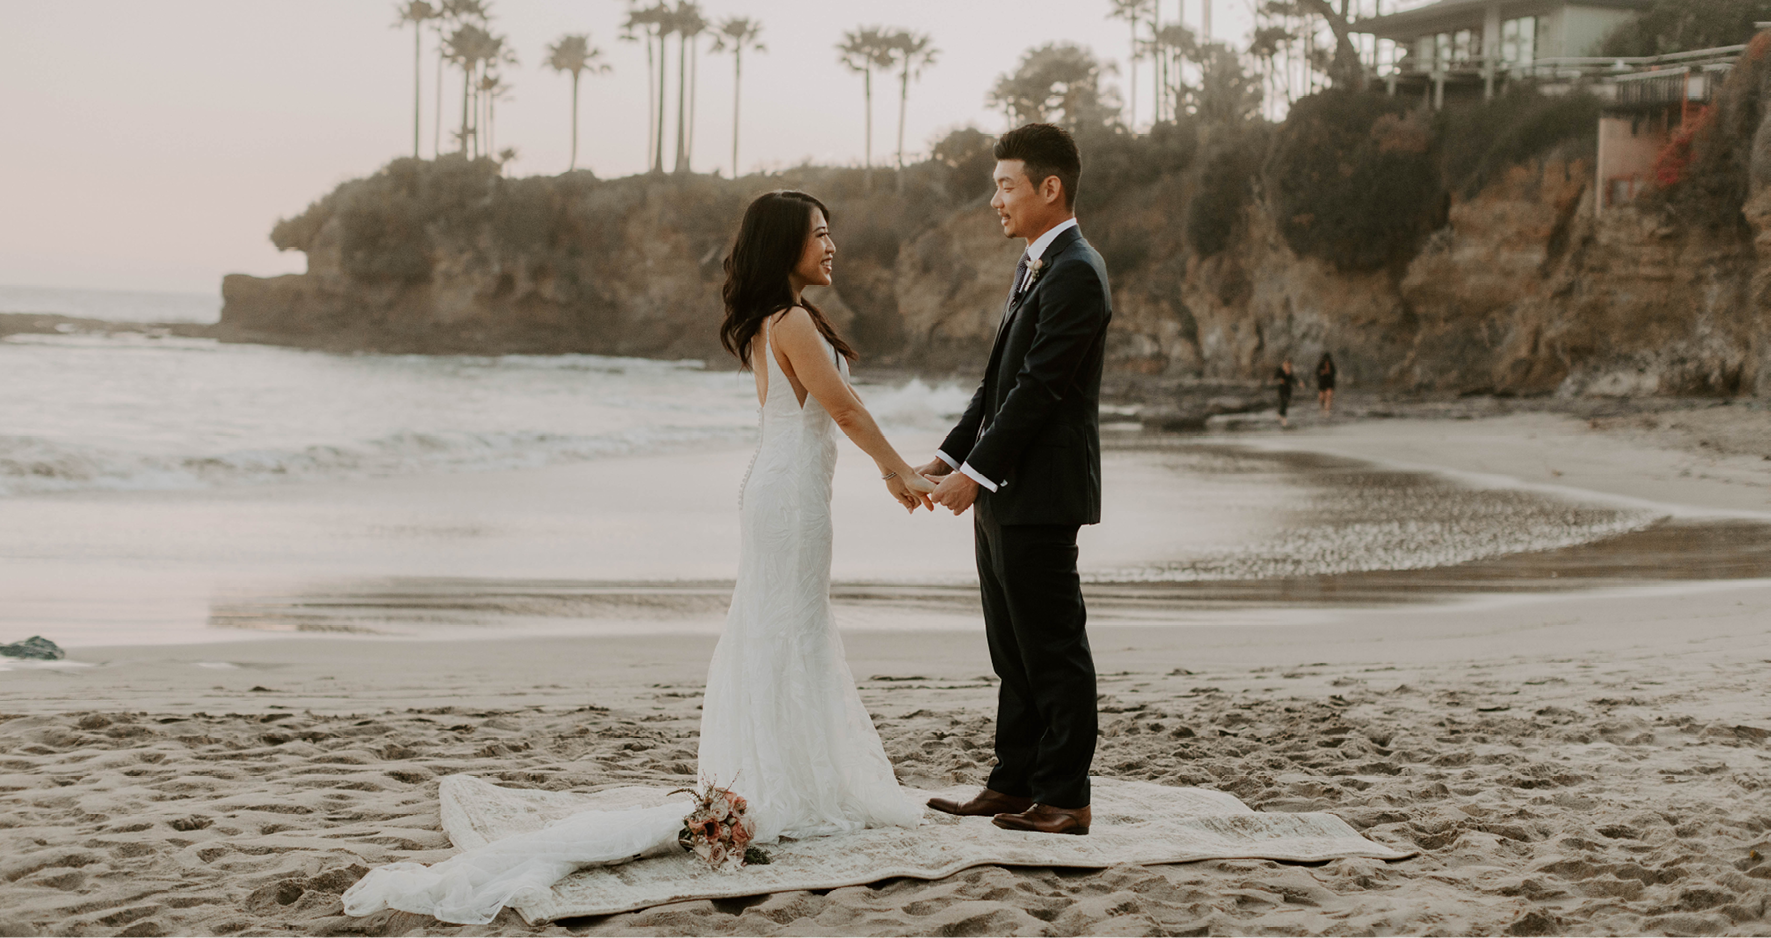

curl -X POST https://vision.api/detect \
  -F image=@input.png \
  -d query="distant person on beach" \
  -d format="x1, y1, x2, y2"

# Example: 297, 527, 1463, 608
1316, 352, 1336, 415
1274, 357, 1298, 427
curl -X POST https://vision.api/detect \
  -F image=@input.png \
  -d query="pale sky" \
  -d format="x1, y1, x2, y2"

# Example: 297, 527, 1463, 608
2, 0, 1272, 295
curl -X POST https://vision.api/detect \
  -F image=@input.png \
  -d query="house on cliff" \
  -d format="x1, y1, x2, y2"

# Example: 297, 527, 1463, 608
1355, 0, 1653, 105
1592, 45, 1742, 214
1357, 0, 1761, 214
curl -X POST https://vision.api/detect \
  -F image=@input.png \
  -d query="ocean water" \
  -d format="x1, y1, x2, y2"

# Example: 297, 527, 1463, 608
0, 283, 220, 324
0, 332, 965, 498
0, 328, 1710, 648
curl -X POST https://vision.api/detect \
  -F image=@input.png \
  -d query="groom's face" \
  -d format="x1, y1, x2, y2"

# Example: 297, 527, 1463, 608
991, 160, 1063, 242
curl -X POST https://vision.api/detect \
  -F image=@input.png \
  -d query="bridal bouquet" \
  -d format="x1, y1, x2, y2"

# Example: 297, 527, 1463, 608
673, 778, 769, 872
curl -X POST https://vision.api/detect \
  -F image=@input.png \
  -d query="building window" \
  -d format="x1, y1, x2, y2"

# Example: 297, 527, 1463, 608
1421, 28, 1487, 70
1500, 16, 1537, 67
1453, 28, 1478, 65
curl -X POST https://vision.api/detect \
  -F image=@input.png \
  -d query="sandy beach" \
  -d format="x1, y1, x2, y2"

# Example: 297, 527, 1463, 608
4, 410, 1771, 937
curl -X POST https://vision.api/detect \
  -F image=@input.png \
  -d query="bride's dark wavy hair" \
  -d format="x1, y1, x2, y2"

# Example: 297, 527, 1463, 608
719, 190, 857, 370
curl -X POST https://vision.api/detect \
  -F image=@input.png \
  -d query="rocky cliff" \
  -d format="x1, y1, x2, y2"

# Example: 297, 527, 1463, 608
224, 64, 1771, 397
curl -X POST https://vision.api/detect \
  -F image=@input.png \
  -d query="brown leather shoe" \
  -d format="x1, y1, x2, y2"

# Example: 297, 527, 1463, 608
992, 803, 1091, 835
927, 788, 1035, 817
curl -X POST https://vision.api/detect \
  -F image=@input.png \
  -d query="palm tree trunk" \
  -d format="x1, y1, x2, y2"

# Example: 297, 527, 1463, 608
863, 67, 873, 191
412, 24, 422, 158
433, 27, 444, 157
460, 65, 472, 154
1128, 17, 1139, 129
654, 29, 668, 173
687, 35, 698, 165
731, 51, 742, 178
895, 66, 909, 190
1152, 1, 1162, 123
570, 71, 581, 171
644, 33, 656, 169
673, 32, 689, 173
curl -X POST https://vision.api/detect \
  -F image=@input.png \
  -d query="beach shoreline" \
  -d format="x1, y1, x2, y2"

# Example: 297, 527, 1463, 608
4, 412, 1771, 936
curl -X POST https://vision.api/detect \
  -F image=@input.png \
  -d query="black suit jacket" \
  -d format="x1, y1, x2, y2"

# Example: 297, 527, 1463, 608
939, 226, 1112, 526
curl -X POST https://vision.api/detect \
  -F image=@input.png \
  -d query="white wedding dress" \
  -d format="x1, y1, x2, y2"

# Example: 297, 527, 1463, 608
342, 324, 920, 924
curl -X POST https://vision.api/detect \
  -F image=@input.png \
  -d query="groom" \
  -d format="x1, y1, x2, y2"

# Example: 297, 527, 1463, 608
920, 123, 1111, 836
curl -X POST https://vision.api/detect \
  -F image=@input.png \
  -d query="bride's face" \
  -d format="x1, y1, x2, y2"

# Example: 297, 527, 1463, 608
790, 209, 835, 290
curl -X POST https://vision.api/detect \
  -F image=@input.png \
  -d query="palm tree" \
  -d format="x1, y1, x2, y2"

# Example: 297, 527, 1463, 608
439, 0, 489, 155
671, 2, 706, 174
483, 34, 515, 156
710, 17, 765, 178
1147, 0, 1161, 123
394, 2, 440, 158
1106, 0, 1151, 129
624, 2, 676, 172
620, 3, 666, 171
1146, 23, 1195, 123
431, 13, 447, 155
885, 31, 939, 180
650, 5, 678, 173
444, 23, 486, 156
444, 22, 508, 157
546, 35, 610, 171
836, 27, 896, 187
479, 67, 513, 156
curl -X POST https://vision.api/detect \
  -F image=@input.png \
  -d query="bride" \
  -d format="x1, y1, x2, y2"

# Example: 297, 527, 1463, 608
341, 190, 935, 925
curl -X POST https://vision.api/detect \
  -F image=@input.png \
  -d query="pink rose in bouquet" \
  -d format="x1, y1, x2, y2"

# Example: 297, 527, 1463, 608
673, 778, 769, 872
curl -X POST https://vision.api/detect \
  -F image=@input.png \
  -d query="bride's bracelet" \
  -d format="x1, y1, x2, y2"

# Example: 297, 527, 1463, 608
881, 470, 898, 481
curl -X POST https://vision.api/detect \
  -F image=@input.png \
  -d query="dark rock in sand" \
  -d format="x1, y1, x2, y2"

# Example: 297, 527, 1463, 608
0, 636, 65, 660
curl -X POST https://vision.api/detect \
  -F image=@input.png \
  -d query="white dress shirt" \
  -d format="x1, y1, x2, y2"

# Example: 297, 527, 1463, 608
937, 217, 1079, 492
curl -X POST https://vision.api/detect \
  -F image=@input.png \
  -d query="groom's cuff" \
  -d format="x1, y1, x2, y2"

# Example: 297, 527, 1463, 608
935, 450, 960, 471
958, 463, 999, 493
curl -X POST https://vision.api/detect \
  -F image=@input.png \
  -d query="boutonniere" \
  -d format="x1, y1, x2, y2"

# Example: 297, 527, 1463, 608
1027, 258, 1047, 286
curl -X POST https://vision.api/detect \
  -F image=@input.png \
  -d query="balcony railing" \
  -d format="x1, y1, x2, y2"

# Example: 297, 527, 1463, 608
1381, 43, 1746, 81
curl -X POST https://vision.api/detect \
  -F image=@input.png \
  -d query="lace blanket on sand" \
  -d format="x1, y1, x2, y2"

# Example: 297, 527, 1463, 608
391, 774, 1413, 925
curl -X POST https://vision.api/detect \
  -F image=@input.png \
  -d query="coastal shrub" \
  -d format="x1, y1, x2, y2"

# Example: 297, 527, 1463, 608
1073, 120, 1199, 213
1647, 30, 1770, 231
1439, 90, 1601, 197
1265, 91, 1445, 271
338, 197, 431, 283
757, 161, 956, 353
270, 193, 334, 253
1187, 128, 1268, 258
335, 161, 424, 283
1599, 0, 1771, 57
930, 126, 998, 202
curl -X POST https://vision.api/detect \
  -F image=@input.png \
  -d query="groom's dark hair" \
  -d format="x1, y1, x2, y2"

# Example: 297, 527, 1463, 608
994, 123, 1081, 210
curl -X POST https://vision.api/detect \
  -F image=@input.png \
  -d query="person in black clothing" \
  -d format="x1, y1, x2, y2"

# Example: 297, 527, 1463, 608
921, 123, 1109, 837
1316, 352, 1336, 415
1274, 357, 1298, 427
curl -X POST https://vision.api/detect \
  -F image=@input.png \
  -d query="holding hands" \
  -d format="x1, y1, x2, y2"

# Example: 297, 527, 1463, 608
879, 457, 979, 516
884, 468, 937, 513
924, 460, 980, 515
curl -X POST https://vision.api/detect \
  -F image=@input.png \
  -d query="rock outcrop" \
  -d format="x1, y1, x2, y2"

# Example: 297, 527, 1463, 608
222, 167, 763, 359
224, 79, 1771, 398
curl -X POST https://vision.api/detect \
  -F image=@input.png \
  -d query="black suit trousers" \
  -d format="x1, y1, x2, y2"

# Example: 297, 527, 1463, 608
974, 496, 1097, 808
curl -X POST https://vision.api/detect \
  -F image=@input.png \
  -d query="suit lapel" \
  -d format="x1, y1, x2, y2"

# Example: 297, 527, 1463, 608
991, 226, 1082, 353
981, 227, 1085, 426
